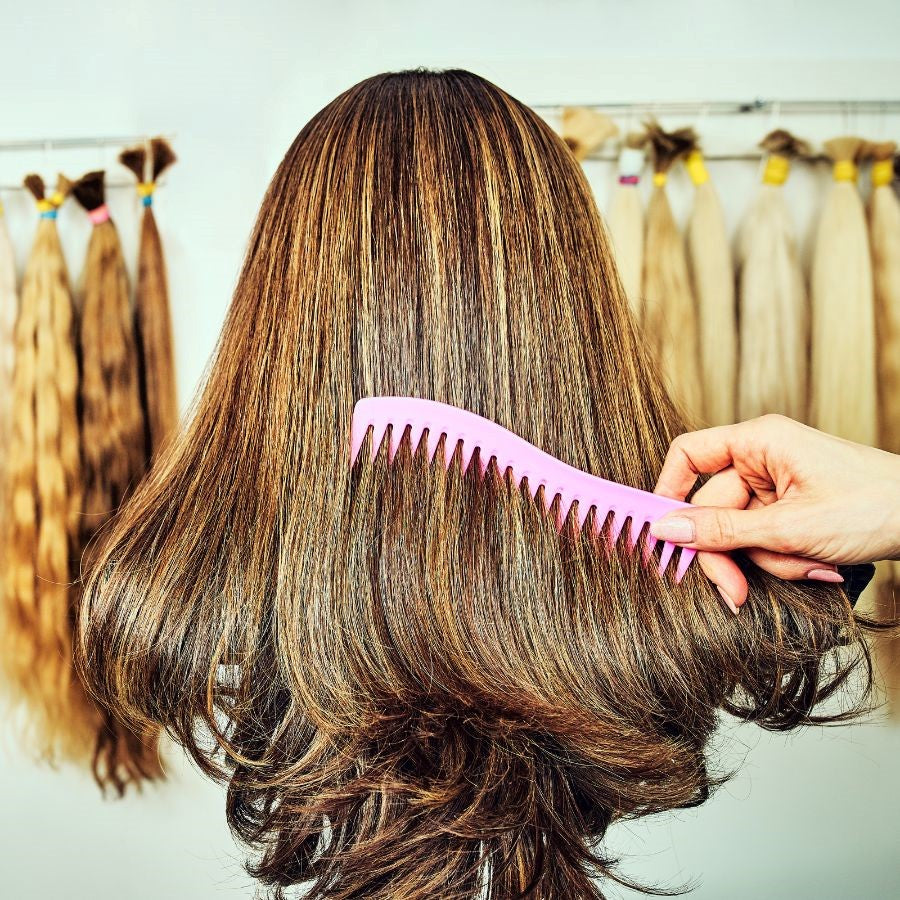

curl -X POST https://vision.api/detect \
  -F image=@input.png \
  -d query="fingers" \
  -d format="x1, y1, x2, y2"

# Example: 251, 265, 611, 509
744, 548, 842, 583
650, 503, 786, 553
697, 550, 748, 613
653, 424, 739, 500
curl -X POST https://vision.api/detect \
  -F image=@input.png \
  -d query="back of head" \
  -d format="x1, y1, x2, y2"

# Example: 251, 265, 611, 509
78, 70, 874, 899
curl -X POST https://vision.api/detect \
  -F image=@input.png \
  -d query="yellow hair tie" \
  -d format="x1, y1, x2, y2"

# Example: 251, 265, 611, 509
652, 171, 667, 188
137, 181, 156, 198
872, 158, 893, 188
48, 190, 65, 207
36, 198, 55, 213
684, 150, 709, 186
762, 155, 790, 186
832, 160, 857, 182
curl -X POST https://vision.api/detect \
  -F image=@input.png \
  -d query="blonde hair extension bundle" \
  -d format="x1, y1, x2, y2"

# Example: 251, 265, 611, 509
642, 122, 703, 421
70, 171, 164, 790
684, 141, 736, 425
560, 107, 618, 162
0, 175, 93, 762
863, 141, 900, 714
810, 137, 878, 444
607, 135, 646, 319
0, 199, 17, 519
737, 130, 811, 422
119, 139, 178, 459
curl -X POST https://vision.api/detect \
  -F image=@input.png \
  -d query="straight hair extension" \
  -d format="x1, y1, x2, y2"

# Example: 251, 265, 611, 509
607, 134, 645, 319
684, 143, 736, 425
560, 107, 618, 162
736, 130, 810, 421
810, 136, 878, 444
0, 175, 92, 761
642, 121, 703, 421
119, 139, 178, 460
863, 140, 900, 713
0, 199, 17, 523
78, 71, 883, 900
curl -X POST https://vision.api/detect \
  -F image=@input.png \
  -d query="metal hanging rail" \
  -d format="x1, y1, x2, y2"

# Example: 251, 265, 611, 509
0, 133, 175, 152
531, 99, 900, 116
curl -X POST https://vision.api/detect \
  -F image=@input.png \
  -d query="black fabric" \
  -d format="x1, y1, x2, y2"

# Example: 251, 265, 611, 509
837, 563, 876, 608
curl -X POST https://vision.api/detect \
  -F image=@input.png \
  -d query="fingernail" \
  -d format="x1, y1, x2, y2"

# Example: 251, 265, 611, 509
716, 585, 740, 616
807, 568, 845, 584
650, 516, 695, 544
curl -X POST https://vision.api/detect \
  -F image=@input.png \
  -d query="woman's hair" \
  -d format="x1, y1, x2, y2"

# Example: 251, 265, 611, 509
2, 176, 90, 761
119, 139, 179, 460
810, 136, 878, 444
78, 71, 880, 899
684, 143, 736, 426
641, 122, 703, 422
71, 170, 164, 789
737, 130, 810, 422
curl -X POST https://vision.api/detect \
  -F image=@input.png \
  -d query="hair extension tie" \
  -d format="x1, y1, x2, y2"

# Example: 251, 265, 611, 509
833, 159, 858, 182
137, 181, 155, 206
88, 204, 111, 225
762, 154, 790, 185
618, 174, 639, 185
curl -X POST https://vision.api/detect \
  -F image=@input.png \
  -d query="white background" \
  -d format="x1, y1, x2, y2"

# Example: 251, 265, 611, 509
0, 1, 898, 897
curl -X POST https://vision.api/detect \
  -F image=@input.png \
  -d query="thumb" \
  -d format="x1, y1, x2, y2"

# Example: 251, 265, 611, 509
649, 504, 789, 553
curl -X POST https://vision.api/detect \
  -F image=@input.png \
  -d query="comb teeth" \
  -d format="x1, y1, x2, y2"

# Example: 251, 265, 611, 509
350, 397, 698, 582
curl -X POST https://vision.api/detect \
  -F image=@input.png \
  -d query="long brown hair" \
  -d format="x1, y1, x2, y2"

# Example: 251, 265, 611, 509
79, 71, 880, 899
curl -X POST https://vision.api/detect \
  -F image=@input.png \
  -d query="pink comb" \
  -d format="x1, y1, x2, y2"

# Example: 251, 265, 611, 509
350, 397, 697, 582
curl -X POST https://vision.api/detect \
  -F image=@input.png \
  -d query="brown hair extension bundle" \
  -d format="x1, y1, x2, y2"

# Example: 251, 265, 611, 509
684, 141, 736, 425
560, 107, 618, 162
119, 138, 178, 459
78, 71, 882, 900
0, 199, 17, 519
642, 121, 703, 420
737, 130, 811, 421
863, 141, 900, 713
607, 134, 645, 318
0, 175, 92, 760
71, 171, 148, 540
810, 137, 878, 444
70, 170, 165, 790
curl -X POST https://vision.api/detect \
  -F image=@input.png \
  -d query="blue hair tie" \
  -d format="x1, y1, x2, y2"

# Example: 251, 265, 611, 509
39, 209, 58, 220
142, 194, 153, 207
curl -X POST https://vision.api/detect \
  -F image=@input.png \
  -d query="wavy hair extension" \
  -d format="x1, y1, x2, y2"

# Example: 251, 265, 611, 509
119, 139, 178, 460
560, 107, 618, 162
78, 71, 883, 899
0, 199, 17, 528
641, 122, 703, 421
684, 142, 736, 426
736, 130, 811, 422
0, 175, 93, 761
71, 170, 164, 788
607, 134, 646, 319
810, 137, 878, 444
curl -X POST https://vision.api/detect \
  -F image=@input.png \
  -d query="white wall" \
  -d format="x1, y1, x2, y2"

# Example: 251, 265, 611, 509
1, 2, 899, 897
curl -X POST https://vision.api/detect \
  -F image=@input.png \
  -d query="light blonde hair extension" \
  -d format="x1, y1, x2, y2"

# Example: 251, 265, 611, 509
810, 136, 878, 444
737, 130, 811, 422
607, 134, 645, 319
560, 107, 618, 162
119, 139, 178, 460
684, 142, 736, 425
641, 122, 703, 421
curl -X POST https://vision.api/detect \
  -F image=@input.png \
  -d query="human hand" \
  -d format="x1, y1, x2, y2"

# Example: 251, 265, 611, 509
649, 415, 900, 613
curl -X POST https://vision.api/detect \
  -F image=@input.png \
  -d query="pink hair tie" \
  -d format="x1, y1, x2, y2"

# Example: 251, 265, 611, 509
618, 175, 640, 185
88, 204, 111, 225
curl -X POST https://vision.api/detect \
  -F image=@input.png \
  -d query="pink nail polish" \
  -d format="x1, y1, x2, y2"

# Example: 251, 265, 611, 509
716, 585, 740, 616
807, 569, 845, 584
